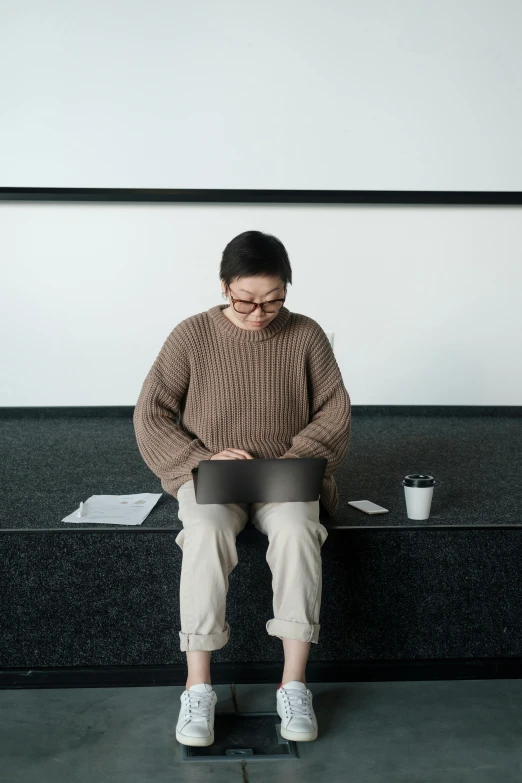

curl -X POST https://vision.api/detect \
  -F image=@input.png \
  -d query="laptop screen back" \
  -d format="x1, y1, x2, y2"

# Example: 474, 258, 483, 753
192, 458, 327, 504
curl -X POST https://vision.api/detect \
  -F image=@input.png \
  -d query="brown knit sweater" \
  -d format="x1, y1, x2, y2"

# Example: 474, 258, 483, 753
133, 304, 351, 517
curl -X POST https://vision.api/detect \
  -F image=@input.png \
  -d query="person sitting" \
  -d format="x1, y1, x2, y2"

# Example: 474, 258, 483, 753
133, 230, 351, 746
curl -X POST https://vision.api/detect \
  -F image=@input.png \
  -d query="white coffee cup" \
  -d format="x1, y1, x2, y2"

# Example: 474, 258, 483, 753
402, 474, 436, 520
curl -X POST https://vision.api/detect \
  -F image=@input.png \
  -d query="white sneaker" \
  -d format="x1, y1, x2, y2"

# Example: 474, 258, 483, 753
176, 683, 217, 746
276, 680, 318, 741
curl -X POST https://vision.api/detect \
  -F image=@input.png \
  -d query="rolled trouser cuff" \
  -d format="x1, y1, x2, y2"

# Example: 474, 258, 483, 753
266, 618, 320, 644
179, 622, 231, 652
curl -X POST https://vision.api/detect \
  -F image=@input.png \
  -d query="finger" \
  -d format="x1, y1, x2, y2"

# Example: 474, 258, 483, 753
227, 449, 253, 459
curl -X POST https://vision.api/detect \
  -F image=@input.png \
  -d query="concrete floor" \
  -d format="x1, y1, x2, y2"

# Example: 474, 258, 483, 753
2, 679, 522, 782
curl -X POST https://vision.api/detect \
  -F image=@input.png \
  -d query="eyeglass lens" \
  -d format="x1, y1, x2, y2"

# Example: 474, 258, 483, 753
233, 300, 283, 314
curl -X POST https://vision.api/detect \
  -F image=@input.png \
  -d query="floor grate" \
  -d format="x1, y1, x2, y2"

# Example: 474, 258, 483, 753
179, 711, 299, 762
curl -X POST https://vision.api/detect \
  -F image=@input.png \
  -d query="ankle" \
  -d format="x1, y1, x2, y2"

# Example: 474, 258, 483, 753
281, 677, 306, 687
186, 679, 212, 690
185, 651, 212, 691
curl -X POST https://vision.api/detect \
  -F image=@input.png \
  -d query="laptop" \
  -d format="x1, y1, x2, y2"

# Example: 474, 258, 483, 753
191, 458, 327, 504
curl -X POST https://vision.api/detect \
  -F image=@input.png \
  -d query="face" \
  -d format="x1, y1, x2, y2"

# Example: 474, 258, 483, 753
221, 275, 286, 330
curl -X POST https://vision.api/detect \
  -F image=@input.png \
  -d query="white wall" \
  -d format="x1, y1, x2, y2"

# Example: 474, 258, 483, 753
1, 0, 522, 190
2, 1, 521, 406
1, 202, 520, 406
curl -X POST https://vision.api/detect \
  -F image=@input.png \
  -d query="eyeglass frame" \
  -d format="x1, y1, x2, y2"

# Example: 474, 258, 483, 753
226, 287, 287, 314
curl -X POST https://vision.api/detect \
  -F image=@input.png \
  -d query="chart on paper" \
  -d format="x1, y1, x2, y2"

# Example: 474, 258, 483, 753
62, 493, 162, 526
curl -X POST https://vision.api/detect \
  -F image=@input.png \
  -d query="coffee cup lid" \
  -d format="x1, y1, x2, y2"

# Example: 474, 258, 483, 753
402, 474, 435, 487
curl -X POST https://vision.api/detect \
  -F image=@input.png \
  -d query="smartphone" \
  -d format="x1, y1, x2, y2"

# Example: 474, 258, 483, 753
348, 500, 389, 515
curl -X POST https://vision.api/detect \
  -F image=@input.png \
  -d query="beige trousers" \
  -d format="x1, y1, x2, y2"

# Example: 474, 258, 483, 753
175, 478, 329, 652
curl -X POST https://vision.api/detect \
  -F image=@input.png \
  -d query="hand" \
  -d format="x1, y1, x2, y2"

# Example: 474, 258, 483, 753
210, 448, 255, 460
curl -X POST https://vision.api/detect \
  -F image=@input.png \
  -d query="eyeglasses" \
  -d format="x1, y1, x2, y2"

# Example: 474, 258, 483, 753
228, 291, 286, 315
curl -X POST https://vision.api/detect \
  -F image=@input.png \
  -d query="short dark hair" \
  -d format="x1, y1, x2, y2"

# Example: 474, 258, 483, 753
220, 230, 292, 296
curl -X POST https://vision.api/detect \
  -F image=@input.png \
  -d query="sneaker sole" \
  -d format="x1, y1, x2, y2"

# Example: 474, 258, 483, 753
280, 725, 318, 742
176, 729, 214, 747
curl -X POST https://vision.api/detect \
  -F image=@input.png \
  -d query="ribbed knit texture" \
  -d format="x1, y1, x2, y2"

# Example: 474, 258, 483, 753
133, 304, 351, 517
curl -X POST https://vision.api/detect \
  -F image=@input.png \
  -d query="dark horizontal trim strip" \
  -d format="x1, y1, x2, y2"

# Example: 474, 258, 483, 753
3, 658, 522, 688
1, 405, 520, 419
1, 187, 522, 205
1, 524, 522, 533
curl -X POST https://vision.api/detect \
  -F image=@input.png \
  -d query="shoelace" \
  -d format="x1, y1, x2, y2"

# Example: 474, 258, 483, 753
184, 690, 213, 720
283, 687, 312, 716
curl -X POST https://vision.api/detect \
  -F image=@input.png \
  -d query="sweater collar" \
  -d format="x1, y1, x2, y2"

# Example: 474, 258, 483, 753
207, 304, 291, 343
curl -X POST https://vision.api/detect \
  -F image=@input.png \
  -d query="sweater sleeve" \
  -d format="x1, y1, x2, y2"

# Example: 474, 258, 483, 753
281, 327, 351, 476
133, 327, 213, 483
